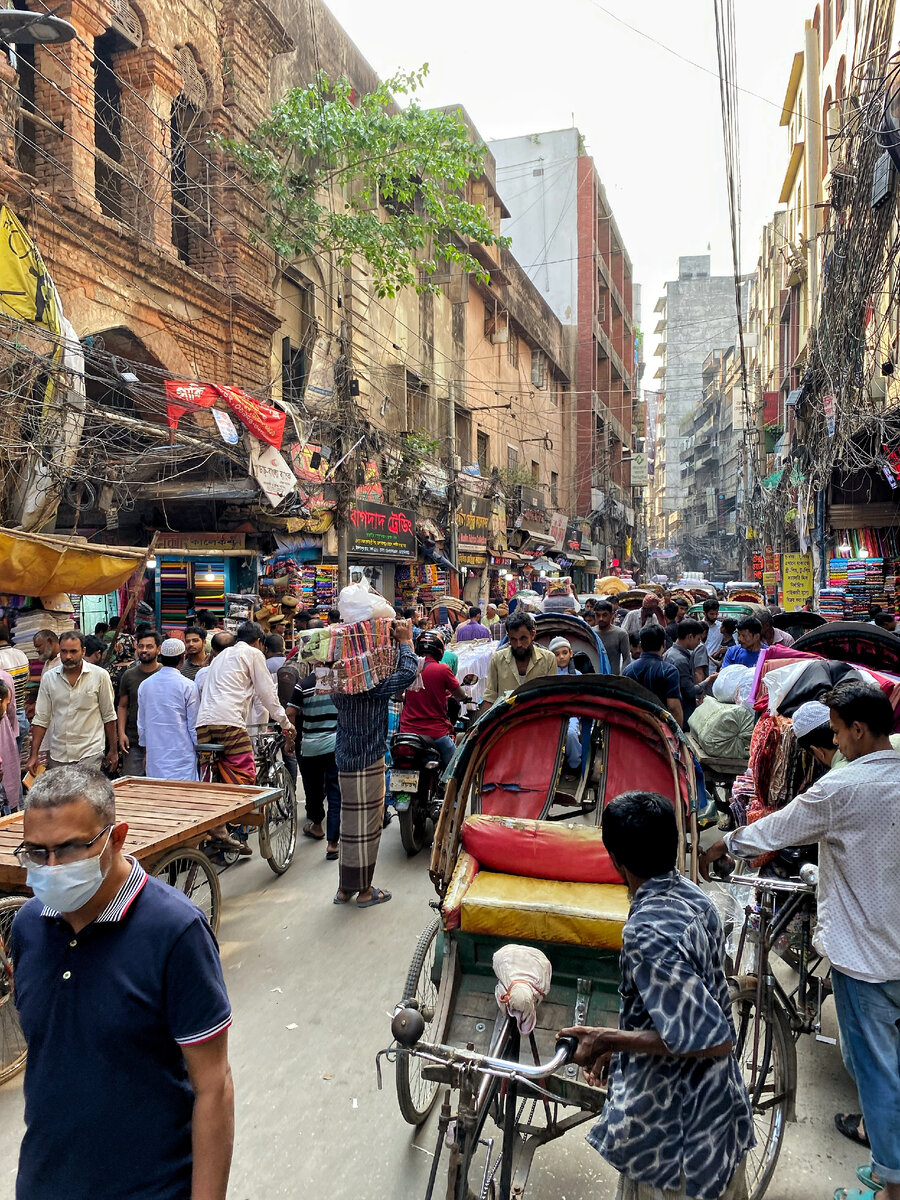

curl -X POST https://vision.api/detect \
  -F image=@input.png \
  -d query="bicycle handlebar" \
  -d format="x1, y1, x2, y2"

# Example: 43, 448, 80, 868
390, 1005, 578, 1081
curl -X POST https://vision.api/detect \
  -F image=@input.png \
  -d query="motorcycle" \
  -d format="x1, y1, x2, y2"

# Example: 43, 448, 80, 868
389, 675, 478, 857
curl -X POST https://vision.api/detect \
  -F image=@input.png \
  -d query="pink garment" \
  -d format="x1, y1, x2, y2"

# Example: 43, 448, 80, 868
0, 668, 21, 811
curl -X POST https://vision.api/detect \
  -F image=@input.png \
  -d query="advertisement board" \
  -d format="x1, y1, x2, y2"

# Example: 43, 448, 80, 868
781, 552, 814, 610
347, 502, 416, 559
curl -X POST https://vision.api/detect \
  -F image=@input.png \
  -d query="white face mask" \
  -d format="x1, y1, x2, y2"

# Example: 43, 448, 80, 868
26, 831, 112, 913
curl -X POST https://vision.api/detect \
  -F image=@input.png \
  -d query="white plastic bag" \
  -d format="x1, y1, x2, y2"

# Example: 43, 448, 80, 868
492, 945, 552, 1035
369, 591, 396, 620
338, 580, 374, 623
712, 664, 754, 705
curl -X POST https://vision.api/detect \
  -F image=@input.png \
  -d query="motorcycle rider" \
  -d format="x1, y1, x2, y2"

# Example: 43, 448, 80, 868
399, 632, 471, 767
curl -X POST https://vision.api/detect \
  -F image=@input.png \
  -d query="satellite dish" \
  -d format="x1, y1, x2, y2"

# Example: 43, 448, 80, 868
0, 11, 76, 43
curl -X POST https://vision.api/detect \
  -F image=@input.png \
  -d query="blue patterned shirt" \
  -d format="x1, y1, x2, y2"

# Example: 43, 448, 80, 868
587, 871, 754, 1200
333, 643, 418, 772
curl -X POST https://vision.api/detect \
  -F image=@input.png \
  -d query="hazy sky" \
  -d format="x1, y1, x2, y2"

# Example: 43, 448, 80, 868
324, 0, 812, 365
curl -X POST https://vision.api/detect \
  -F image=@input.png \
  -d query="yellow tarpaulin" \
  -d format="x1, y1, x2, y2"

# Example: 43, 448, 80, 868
0, 527, 146, 595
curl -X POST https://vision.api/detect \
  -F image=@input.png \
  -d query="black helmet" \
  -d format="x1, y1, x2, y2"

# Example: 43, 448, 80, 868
415, 631, 445, 658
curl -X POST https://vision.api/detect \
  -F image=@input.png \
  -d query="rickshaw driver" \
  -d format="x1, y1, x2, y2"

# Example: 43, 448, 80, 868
561, 791, 754, 1200
479, 610, 556, 713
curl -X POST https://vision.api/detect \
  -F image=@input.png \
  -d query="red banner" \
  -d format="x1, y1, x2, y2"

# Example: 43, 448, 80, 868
164, 380, 286, 449
164, 380, 217, 430
213, 385, 285, 449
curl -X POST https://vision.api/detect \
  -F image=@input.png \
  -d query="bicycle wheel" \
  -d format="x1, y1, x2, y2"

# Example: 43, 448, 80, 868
731, 983, 794, 1200
152, 848, 222, 933
0, 896, 28, 1085
259, 761, 298, 875
396, 917, 447, 1125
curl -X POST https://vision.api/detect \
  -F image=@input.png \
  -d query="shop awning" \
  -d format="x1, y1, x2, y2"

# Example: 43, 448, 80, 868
0, 527, 148, 594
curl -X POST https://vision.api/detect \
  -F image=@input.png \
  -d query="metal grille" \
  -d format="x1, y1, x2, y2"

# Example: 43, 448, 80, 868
175, 46, 207, 109
111, 0, 142, 47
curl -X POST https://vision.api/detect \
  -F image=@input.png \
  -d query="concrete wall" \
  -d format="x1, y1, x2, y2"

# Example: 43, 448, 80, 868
489, 129, 580, 324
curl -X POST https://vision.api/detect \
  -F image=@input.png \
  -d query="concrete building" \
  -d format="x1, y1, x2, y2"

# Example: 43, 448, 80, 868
489, 128, 638, 565
650, 255, 741, 541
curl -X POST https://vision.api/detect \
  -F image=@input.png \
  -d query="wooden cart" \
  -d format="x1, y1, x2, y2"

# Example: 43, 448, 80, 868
0, 776, 287, 933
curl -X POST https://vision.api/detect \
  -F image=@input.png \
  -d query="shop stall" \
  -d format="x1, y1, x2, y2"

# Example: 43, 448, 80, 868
152, 533, 256, 632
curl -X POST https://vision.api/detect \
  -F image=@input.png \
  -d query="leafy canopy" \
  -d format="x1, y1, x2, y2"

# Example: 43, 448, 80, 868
223, 67, 509, 298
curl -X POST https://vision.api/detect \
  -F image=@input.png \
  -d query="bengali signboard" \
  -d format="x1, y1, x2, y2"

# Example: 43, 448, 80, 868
347, 501, 416, 559
782, 552, 814, 610
456, 495, 491, 548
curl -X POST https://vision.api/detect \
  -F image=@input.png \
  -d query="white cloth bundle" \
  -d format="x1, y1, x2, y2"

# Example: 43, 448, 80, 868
492, 944, 552, 1035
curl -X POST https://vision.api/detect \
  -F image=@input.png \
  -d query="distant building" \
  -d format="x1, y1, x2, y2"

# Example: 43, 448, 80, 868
650, 255, 743, 541
489, 128, 638, 566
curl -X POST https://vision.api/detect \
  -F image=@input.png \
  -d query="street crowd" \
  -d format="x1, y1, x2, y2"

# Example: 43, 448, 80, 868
0, 579, 897, 1200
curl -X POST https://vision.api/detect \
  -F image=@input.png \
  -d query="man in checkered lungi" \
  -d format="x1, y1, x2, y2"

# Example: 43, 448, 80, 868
332, 618, 418, 908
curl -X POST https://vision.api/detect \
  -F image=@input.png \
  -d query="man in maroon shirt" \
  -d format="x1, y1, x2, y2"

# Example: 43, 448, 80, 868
399, 632, 471, 766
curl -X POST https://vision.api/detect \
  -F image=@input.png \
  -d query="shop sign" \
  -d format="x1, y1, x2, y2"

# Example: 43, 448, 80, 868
564, 524, 583, 553
751, 553, 765, 581
456, 495, 491, 547
347, 501, 416, 559
548, 511, 568, 551
459, 549, 488, 568
517, 484, 546, 522
629, 452, 649, 487
763, 545, 781, 580
249, 436, 297, 508
156, 532, 246, 552
782, 552, 814, 610
762, 570, 779, 594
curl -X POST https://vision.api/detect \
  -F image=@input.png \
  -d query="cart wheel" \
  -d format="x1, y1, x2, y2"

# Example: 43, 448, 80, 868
152, 848, 222, 933
396, 917, 447, 1125
0, 896, 28, 1086
731, 983, 794, 1200
259, 762, 298, 875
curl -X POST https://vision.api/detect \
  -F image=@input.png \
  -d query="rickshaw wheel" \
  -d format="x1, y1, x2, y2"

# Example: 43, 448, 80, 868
259, 762, 298, 875
0, 896, 28, 1085
731, 983, 792, 1200
152, 848, 222, 933
396, 917, 448, 1125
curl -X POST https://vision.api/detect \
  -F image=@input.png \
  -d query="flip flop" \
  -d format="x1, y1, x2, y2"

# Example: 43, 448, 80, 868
835, 1113, 870, 1149
834, 1188, 878, 1200
856, 1167, 884, 1192
302, 821, 325, 841
357, 887, 392, 908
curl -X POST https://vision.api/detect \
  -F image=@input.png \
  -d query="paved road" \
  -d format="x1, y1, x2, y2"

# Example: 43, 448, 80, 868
0, 821, 864, 1199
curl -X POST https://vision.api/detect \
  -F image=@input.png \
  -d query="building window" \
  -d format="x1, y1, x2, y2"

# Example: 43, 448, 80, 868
836, 0, 844, 31
93, 32, 126, 219
11, 27, 36, 177
477, 430, 490, 473
550, 471, 559, 507
454, 408, 472, 464
823, 0, 832, 63
507, 445, 519, 473
531, 459, 540, 483
278, 275, 313, 404
822, 88, 832, 177
171, 98, 209, 263
407, 372, 428, 431
508, 333, 518, 368
531, 349, 548, 389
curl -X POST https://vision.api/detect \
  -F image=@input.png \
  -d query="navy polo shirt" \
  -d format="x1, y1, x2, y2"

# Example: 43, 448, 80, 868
11, 857, 232, 1200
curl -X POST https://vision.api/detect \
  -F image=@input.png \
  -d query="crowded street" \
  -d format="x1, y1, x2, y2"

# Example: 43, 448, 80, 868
2, 0, 900, 1197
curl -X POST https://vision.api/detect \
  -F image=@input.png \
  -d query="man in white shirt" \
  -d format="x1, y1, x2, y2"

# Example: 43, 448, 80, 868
703, 681, 900, 1200
27, 631, 118, 772
195, 622, 294, 786
33, 629, 61, 675
759, 610, 794, 648
137, 639, 199, 781
700, 597, 723, 655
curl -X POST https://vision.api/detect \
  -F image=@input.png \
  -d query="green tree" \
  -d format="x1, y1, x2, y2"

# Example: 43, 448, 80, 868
223, 67, 508, 298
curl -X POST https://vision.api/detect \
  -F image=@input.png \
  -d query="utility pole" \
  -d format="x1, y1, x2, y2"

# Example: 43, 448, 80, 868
335, 318, 352, 590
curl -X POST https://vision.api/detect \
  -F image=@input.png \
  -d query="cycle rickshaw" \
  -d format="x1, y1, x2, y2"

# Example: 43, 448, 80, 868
380, 675, 712, 1199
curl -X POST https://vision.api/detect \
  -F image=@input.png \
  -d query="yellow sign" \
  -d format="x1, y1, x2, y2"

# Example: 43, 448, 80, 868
782, 552, 814, 610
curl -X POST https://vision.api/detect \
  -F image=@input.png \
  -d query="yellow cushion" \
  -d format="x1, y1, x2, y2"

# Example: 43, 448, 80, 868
460, 870, 630, 950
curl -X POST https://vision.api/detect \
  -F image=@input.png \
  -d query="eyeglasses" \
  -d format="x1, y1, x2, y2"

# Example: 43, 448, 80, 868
14, 824, 113, 869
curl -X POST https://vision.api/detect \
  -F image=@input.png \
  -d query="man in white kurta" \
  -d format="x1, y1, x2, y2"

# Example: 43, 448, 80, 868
137, 639, 199, 780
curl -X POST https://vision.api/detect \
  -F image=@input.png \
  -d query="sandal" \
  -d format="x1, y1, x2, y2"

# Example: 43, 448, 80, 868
302, 821, 325, 841
333, 890, 355, 905
326, 846, 339, 861
835, 1113, 871, 1149
357, 886, 392, 908
856, 1167, 885, 1193
834, 1189, 878, 1200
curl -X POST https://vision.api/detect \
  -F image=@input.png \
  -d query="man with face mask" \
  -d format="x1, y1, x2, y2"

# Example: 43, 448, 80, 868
116, 629, 162, 776
480, 610, 557, 712
9, 764, 234, 1200
27, 631, 118, 774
